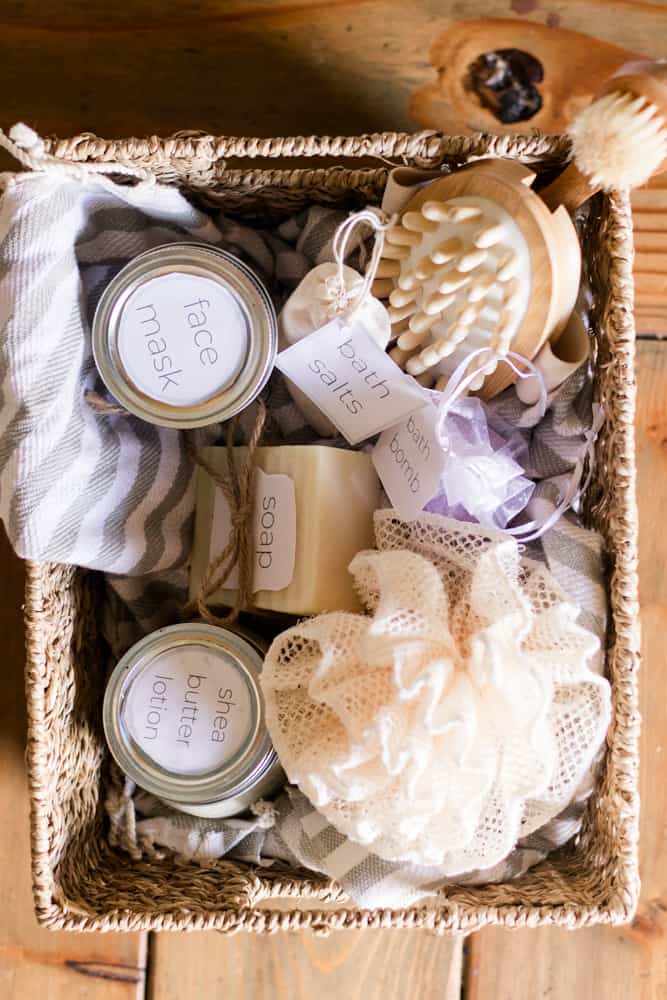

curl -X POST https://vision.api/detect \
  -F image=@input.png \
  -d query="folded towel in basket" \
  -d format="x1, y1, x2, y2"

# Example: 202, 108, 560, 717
0, 168, 345, 573
104, 362, 609, 908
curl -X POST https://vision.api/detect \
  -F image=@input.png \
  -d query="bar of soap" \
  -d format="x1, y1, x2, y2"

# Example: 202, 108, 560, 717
190, 445, 381, 615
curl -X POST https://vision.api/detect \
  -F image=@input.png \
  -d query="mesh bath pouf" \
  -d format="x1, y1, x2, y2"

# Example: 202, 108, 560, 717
261, 515, 611, 874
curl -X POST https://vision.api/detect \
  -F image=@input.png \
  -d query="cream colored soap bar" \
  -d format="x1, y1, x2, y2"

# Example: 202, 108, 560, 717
190, 445, 381, 615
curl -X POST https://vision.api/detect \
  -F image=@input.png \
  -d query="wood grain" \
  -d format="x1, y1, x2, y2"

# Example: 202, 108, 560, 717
149, 926, 463, 1000
0, 4, 663, 999
467, 339, 667, 1000
633, 173, 667, 335
410, 17, 640, 136
0, 0, 663, 138
0, 528, 147, 999
0, 1, 664, 332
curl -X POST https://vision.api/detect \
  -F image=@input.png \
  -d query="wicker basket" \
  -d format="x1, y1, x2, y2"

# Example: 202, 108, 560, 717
23, 130, 640, 933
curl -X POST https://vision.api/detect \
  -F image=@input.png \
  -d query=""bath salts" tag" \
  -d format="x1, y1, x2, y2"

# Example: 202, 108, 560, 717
276, 316, 427, 445
210, 469, 296, 592
372, 403, 448, 521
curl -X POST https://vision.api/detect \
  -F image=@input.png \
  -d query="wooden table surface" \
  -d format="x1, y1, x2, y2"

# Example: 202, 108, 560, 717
0, 2, 665, 997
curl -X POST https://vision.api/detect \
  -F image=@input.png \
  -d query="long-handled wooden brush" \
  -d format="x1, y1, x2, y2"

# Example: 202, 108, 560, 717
541, 60, 667, 212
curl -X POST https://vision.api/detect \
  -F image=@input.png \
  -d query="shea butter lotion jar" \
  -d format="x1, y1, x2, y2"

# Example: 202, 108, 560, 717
92, 243, 277, 428
103, 623, 284, 818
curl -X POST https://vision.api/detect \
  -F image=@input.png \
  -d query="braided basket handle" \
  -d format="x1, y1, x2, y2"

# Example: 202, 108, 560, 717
42, 130, 449, 168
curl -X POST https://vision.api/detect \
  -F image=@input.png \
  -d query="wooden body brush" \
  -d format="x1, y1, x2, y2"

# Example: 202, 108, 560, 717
376, 157, 581, 398
541, 60, 667, 213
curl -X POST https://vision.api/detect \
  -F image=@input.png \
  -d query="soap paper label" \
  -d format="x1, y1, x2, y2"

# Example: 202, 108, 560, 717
210, 469, 296, 592
124, 646, 253, 775
275, 316, 428, 445
372, 402, 448, 521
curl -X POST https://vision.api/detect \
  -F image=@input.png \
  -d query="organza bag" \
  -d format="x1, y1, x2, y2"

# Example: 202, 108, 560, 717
424, 395, 534, 529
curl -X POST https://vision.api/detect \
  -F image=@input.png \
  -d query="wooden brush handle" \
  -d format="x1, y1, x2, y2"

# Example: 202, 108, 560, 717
602, 60, 667, 115
540, 162, 597, 213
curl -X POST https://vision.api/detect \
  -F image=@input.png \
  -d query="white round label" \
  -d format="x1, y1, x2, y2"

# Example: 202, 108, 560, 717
123, 645, 254, 776
117, 272, 249, 407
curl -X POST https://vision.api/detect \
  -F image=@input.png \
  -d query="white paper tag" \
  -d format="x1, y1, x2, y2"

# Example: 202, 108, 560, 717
209, 469, 296, 592
117, 272, 249, 406
372, 403, 447, 520
124, 646, 254, 776
275, 317, 428, 445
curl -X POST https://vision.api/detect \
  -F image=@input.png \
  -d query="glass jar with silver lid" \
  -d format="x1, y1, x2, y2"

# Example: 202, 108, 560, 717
103, 622, 284, 818
92, 243, 277, 428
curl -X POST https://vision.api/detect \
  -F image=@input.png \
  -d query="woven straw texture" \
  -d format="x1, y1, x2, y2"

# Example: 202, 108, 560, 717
22, 129, 640, 933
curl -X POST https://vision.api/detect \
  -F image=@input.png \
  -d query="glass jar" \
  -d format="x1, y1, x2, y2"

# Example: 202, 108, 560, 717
103, 622, 284, 818
92, 243, 277, 428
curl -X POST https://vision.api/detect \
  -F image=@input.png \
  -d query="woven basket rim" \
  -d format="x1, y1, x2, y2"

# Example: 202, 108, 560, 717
37, 128, 571, 165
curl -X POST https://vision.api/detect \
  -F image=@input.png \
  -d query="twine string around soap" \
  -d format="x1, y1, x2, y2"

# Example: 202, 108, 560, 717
184, 398, 267, 627
86, 384, 267, 625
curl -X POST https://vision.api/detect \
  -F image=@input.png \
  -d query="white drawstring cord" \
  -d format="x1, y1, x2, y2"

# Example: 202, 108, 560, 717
435, 348, 547, 446
0, 123, 156, 188
506, 403, 605, 542
331, 207, 396, 321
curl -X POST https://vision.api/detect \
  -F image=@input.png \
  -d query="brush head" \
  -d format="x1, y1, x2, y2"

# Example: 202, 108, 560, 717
569, 90, 667, 191
378, 159, 582, 399
378, 195, 531, 390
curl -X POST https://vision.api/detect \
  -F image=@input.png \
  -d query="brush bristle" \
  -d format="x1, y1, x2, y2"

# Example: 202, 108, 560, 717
569, 91, 667, 190
378, 194, 531, 387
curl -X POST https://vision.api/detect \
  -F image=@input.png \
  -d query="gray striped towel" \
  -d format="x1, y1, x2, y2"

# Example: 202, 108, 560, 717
104, 364, 609, 907
0, 170, 347, 574
0, 168, 607, 906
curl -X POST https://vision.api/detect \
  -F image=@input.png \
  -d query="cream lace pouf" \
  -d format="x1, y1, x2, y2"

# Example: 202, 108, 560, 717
261, 511, 611, 875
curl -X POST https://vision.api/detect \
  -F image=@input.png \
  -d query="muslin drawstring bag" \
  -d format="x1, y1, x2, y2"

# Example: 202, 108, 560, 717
261, 511, 611, 874
278, 211, 392, 436
279, 262, 391, 350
